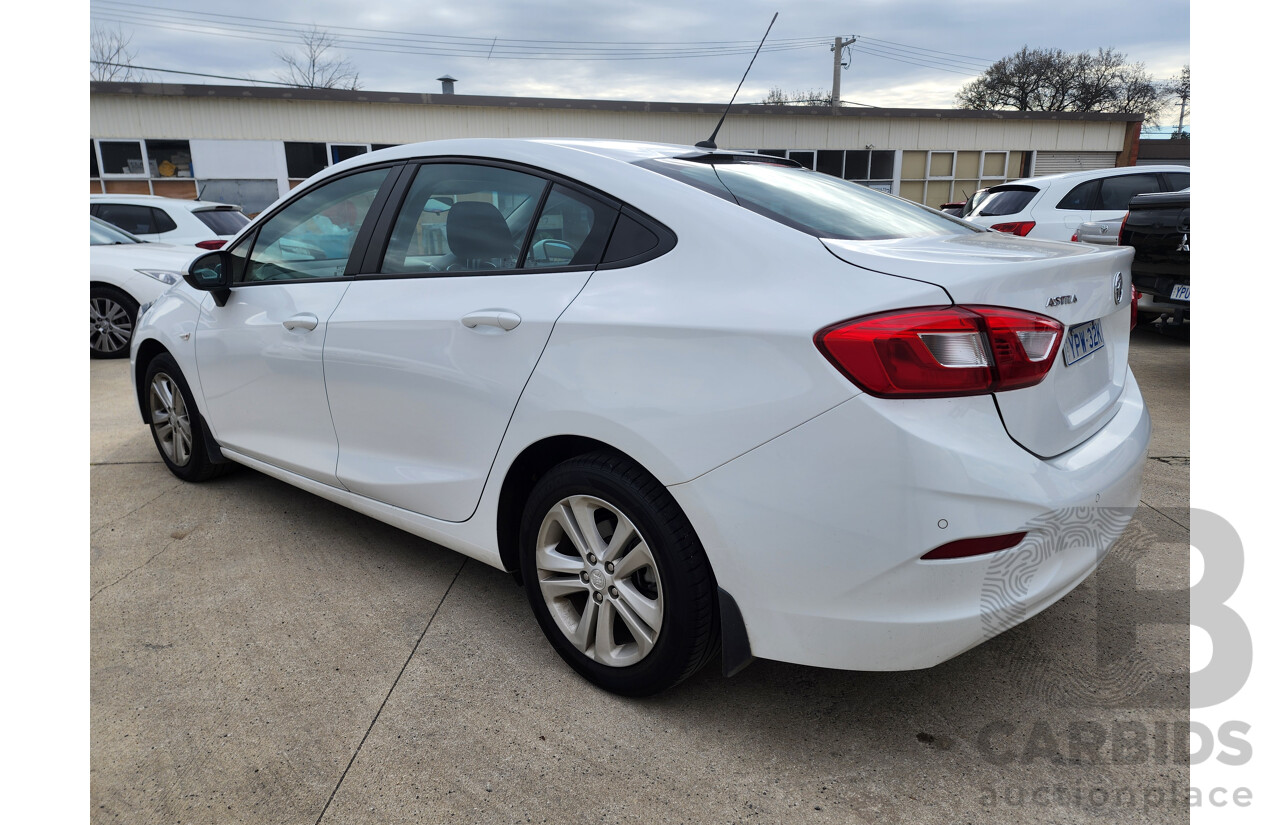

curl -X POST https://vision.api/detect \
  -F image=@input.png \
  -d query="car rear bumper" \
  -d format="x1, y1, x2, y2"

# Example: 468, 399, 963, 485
668, 368, 1150, 671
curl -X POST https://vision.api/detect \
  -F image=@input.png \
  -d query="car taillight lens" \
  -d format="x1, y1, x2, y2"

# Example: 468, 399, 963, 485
1131, 286, 1140, 330
990, 221, 1036, 237
195, 239, 227, 250
815, 306, 1063, 398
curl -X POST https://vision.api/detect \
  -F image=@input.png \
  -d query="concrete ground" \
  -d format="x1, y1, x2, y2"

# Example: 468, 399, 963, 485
91, 324, 1190, 825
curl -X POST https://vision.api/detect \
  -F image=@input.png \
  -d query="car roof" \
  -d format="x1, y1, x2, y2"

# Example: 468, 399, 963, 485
89, 194, 239, 211
998, 164, 1190, 190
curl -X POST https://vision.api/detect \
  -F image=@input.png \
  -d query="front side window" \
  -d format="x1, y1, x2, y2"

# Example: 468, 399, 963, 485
638, 158, 975, 241
381, 164, 548, 275
243, 167, 389, 282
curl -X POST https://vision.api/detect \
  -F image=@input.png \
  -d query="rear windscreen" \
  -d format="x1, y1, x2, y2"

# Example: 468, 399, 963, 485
969, 186, 1038, 217
636, 157, 977, 241
194, 208, 251, 235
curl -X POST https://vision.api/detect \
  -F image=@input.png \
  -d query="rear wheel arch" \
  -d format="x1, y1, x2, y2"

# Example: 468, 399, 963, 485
497, 436, 667, 576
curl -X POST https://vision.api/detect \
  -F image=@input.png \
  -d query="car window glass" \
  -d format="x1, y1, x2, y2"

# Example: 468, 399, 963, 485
1056, 180, 1099, 211
602, 213, 660, 264
1163, 171, 1190, 191
638, 158, 975, 241
90, 216, 142, 245
96, 203, 156, 235
194, 209, 251, 235
972, 187, 1038, 217
381, 164, 548, 275
244, 168, 389, 283
151, 208, 179, 234
523, 186, 614, 269
1097, 174, 1161, 211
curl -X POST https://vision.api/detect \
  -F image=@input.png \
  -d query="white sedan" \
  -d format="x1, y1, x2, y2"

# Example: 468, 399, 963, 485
130, 138, 1150, 695
90, 216, 201, 358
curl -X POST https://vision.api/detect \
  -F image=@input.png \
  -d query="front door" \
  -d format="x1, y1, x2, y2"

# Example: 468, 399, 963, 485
195, 167, 393, 486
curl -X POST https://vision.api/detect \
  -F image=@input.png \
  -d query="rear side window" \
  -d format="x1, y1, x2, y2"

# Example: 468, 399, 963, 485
972, 186, 1038, 217
194, 209, 251, 235
152, 209, 179, 234
1097, 174, 1161, 210
1056, 180, 1099, 211
523, 186, 614, 269
637, 158, 975, 241
603, 213, 660, 264
1162, 171, 1190, 191
380, 163, 548, 275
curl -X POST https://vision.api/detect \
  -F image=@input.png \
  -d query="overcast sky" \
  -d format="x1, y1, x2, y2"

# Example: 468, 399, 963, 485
90, 0, 1191, 125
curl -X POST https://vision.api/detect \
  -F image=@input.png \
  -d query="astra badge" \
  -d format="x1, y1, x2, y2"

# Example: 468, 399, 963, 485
1113, 272, 1124, 305
1046, 295, 1078, 307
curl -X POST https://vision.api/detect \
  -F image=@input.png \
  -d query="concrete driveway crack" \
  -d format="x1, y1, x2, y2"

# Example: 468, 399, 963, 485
1139, 499, 1190, 532
90, 481, 181, 537
91, 538, 181, 602
313, 557, 468, 825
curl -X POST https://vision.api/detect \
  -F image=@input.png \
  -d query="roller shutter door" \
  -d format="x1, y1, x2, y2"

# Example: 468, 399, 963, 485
1032, 152, 1118, 176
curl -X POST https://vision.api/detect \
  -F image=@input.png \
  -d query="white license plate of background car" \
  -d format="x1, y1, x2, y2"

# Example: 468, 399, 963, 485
1171, 284, 1190, 301
1062, 319, 1105, 366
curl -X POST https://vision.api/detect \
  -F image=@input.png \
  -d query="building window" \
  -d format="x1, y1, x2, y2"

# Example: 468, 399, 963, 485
330, 143, 370, 164
90, 141, 100, 178
900, 150, 1025, 207
98, 140, 147, 176
285, 142, 328, 181
145, 140, 193, 178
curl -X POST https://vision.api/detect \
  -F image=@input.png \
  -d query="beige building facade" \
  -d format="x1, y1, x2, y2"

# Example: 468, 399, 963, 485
91, 82, 1143, 214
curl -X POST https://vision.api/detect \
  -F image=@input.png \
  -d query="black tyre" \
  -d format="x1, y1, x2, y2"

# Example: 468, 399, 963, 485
519, 451, 719, 696
143, 353, 232, 482
90, 286, 138, 359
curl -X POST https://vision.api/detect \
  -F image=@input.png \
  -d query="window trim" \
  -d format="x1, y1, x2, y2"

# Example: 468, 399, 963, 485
980, 150, 1009, 179
358, 156, 674, 280
926, 151, 957, 180
96, 139, 149, 179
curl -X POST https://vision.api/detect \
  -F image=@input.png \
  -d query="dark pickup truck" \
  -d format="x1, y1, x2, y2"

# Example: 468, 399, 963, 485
1120, 189, 1190, 324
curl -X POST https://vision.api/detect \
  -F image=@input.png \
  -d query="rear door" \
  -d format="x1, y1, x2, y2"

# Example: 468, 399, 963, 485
1087, 171, 1164, 225
323, 162, 618, 522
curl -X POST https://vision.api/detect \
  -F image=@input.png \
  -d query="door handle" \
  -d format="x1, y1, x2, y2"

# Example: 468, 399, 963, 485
283, 313, 319, 331
461, 310, 521, 331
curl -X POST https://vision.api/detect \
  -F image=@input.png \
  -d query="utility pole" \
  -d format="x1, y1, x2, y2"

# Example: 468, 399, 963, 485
831, 36, 854, 113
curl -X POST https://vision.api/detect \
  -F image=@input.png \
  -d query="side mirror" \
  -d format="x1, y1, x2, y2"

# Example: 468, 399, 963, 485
184, 250, 233, 306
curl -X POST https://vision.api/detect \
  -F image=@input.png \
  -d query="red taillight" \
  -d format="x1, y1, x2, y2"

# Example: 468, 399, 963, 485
815, 306, 1063, 398
1118, 211, 1130, 244
195, 239, 227, 250
1070, 231, 1079, 243
1131, 286, 1140, 330
922, 532, 1027, 560
990, 221, 1036, 237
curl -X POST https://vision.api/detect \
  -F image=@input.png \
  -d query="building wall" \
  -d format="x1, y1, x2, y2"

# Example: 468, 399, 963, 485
90, 90, 1135, 211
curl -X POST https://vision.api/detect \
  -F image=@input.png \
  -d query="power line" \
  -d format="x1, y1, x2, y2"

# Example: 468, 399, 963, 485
92, 11, 829, 61
90, 60, 299, 86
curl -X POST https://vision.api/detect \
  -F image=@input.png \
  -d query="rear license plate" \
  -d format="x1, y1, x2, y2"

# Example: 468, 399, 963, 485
1171, 284, 1190, 301
1063, 319, 1105, 366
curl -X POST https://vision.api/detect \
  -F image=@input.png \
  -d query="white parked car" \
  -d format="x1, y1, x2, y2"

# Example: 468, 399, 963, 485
90, 216, 200, 358
963, 165, 1189, 242
130, 138, 1150, 695
90, 194, 251, 248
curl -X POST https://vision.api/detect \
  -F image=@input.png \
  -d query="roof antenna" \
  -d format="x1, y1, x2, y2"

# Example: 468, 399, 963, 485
695, 12, 779, 150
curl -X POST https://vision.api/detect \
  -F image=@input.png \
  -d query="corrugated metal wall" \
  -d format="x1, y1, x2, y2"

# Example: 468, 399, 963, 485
1032, 151, 1121, 175
90, 95, 1130, 153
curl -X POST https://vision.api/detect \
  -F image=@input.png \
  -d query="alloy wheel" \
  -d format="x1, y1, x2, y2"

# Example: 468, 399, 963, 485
90, 296, 133, 354
534, 494, 664, 667
149, 372, 193, 467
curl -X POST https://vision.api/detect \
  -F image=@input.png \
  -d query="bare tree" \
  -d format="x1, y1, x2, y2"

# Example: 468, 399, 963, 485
956, 46, 1169, 124
91, 24, 147, 81
761, 86, 832, 107
276, 26, 361, 90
